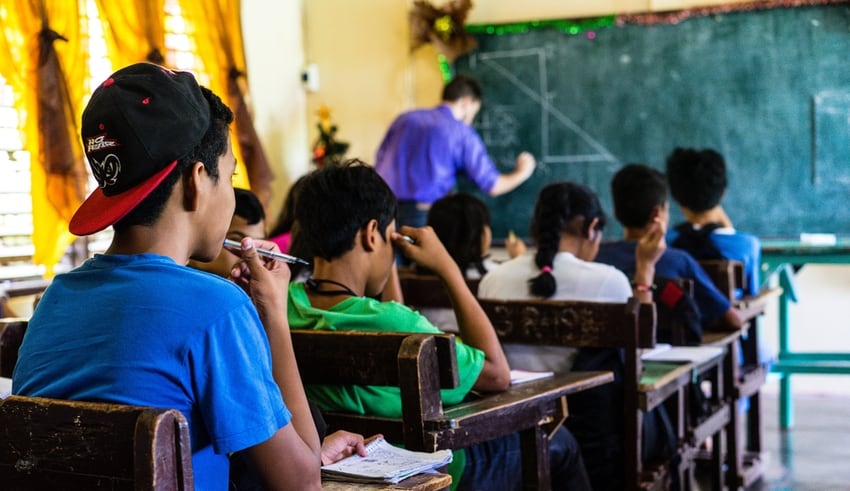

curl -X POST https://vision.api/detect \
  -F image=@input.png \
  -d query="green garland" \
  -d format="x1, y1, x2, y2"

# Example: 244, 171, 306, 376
465, 15, 616, 36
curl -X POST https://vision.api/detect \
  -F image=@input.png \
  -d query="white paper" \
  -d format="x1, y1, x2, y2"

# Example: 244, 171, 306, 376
321, 437, 452, 484
0, 377, 11, 399
642, 346, 724, 365
510, 369, 554, 385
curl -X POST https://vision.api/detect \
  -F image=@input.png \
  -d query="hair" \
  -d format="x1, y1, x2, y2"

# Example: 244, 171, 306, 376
295, 158, 398, 261
441, 74, 482, 103
610, 163, 668, 229
426, 193, 491, 276
268, 174, 309, 238
113, 87, 234, 232
528, 182, 607, 298
233, 188, 265, 225
665, 147, 727, 212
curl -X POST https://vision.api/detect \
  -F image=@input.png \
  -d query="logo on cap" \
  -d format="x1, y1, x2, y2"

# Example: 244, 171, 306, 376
91, 154, 121, 188
86, 134, 120, 153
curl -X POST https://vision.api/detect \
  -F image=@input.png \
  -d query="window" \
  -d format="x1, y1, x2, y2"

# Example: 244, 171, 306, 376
0, 74, 35, 280
0, 1, 208, 279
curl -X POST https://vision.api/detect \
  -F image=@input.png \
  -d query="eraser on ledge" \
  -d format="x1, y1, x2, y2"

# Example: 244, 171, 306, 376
800, 233, 837, 246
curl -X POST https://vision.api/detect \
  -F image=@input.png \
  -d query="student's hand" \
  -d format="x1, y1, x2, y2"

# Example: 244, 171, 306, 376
505, 231, 527, 258
392, 226, 456, 277
515, 152, 536, 179
634, 218, 666, 284
229, 237, 291, 317
320, 431, 379, 465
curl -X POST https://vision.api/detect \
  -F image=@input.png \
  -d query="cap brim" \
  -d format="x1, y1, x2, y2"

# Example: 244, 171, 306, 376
69, 160, 178, 236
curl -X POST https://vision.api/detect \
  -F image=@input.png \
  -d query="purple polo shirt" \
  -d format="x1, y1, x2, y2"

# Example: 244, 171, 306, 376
375, 105, 500, 203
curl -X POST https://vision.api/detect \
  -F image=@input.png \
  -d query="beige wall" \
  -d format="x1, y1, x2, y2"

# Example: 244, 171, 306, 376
242, 0, 772, 209
242, 0, 309, 223
467, 0, 770, 23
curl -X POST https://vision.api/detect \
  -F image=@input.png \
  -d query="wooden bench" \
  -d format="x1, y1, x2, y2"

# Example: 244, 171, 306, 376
0, 395, 193, 490
397, 270, 479, 310
698, 259, 776, 489
292, 330, 613, 491
476, 296, 693, 491
650, 276, 731, 488
0, 318, 27, 378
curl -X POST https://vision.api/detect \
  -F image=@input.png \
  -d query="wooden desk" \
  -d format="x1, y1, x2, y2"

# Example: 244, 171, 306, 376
323, 472, 452, 491
760, 238, 850, 429
638, 351, 725, 412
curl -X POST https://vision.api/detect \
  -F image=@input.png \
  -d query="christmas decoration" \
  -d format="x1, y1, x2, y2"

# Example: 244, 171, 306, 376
311, 105, 349, 169
410, 0, 476, 62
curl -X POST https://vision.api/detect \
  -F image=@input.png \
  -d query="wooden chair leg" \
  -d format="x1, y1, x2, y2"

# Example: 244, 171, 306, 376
520, 424, 551, 491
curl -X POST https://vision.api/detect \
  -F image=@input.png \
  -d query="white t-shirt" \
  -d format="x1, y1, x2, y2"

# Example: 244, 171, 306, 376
478, 252, 632, 373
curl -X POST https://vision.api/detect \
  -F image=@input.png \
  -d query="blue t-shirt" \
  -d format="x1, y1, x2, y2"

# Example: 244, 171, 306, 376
595, 241, 731, 326
375, 105, 500, 203
13, 254, 290, 491
667, 226, 762, 297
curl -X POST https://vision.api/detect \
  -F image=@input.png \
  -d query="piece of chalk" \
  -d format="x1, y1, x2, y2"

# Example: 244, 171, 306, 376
799, 233, 837, 246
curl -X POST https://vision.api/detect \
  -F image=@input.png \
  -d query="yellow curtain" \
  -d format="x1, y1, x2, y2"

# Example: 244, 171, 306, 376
94, 0, 166, 67
0, 0, 89, 276
178, 0, 273, 207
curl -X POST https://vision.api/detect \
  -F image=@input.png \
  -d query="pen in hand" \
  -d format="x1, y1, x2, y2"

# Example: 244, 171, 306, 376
223, 239, 311, 266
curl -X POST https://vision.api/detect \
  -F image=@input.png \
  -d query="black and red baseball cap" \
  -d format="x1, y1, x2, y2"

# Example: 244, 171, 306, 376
69, 62, 211, 236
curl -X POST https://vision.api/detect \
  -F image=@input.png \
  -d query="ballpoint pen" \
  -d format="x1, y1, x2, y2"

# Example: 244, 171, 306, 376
223, 239, 311, 266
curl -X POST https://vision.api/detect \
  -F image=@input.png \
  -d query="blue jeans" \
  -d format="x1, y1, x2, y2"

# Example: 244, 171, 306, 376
457, 426, 591, 491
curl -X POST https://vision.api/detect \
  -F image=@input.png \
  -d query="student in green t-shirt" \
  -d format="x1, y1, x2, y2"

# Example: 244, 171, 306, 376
288, 159, 591, 491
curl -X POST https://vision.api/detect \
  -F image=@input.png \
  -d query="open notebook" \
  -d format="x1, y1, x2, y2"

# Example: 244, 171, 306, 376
321, 437, 452, 484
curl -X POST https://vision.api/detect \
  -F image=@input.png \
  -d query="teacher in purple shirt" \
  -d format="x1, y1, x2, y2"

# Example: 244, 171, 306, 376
375, 75, 536, 229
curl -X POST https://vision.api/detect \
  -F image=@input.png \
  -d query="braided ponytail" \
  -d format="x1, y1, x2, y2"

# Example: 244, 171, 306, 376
528, 184, 568, 298
528, 182, 607, 298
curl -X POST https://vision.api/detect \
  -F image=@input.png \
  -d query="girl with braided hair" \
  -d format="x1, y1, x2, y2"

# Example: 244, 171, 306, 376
478, 181, 664, 372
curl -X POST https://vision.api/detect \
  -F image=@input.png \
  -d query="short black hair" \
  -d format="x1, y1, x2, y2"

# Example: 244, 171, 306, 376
666, 147, 727, 212
114, 87, 233, 231
427, 193, 491, 276
295, 159, 398, 261
234, 188, 265, 225
610, 163, 668, 229
528, 182, 606, 298
441, 74, 482, 103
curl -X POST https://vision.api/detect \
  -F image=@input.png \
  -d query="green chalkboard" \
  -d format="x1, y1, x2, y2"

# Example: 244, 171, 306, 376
454, 5, 850, 240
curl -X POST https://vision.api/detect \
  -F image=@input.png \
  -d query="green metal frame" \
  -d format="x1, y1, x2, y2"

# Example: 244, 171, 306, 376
761, 239, 850, 429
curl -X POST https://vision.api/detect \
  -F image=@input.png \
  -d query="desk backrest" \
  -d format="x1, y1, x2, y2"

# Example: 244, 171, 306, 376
697, 259, 744, 302
0, 319, 27, 378
291, 330, 458, 449
0, 395, 192, 490
398, 270, 479, 309
478, 297, 654, 349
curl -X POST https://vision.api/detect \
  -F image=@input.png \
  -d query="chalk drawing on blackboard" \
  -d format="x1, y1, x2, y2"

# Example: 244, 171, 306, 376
812, 90, 850, 186
467, 48, 619, 173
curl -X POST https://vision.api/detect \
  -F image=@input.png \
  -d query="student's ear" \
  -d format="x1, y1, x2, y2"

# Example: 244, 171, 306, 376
649, 201, 670, 223
586, 217, 601, 241
360, 219, 380, 252
182, 161, 206, 211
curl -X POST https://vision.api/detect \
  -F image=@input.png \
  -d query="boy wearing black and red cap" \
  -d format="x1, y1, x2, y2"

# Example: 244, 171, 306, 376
13, 63, 359, 490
